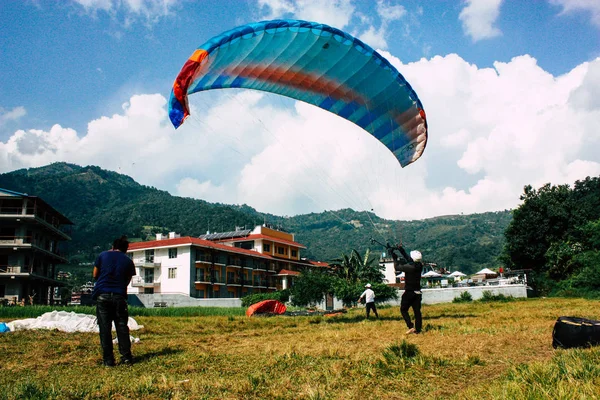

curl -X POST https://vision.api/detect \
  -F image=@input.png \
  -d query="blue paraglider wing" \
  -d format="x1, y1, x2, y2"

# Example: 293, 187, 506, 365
170, 19, 427, 167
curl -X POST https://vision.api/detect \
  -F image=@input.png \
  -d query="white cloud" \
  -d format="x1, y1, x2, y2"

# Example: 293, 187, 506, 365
257, 0, 408, 50
2, 53, 599, 220
441, 128, 471, 148
549, 0, 600, 27
358, 26, 388, 50
377, 1, 406, 22
257, 0, 355, 28
569, 58, 600, 111
0, 106, 26, 126
72, 0, 177, 24
356, 1, 406, 50
459, 0, 503, 42
176, 178, 229, 203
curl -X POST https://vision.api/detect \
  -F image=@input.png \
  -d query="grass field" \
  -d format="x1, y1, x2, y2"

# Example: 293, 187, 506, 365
1, 298, 600, 399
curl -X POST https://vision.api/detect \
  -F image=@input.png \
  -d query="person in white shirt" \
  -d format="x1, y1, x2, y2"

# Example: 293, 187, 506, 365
358, 283, 379, 319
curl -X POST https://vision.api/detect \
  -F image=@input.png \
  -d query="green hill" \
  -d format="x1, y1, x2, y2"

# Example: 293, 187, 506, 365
0, 163, 511, 273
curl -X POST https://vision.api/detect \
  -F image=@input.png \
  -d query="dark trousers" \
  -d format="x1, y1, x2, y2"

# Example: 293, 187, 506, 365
400, 290, 422, 332
96, 293, 132, 362
365, 302, 379, 318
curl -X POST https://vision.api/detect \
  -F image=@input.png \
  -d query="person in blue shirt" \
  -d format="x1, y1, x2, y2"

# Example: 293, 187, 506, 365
92, 236, 136, 366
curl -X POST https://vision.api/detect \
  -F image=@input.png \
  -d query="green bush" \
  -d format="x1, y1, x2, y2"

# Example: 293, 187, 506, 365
382, 340, 420, 362
479, 290, 514, 302
452, 291, 473, 303
241, 290, 290, 307
289, 269, 333, 307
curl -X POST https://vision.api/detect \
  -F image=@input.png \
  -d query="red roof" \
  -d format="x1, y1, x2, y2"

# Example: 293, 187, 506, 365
277, 269, 301, 276
128, 236, 275, 259
308, 260, 329, 267
215, 234, 306, 249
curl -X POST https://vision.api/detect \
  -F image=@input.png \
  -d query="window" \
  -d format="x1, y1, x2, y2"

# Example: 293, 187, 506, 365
235, 240, 254, 250
145, 249, 154, 263
291, 250, 297, 257
277, 246, 285, 255
169, 248, 177, 259
168, 267, 177, 279
263, 244, 270, 252
196, 269, 205, 282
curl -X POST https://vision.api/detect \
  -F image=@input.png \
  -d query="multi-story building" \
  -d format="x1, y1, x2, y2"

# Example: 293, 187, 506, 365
127, 225, 327, 299
0, 188, 72, 305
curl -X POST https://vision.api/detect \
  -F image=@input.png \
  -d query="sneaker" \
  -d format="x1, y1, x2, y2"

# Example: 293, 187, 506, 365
406, 328, 417, 335
121, 357, 135, 366
103, 359, 116, 367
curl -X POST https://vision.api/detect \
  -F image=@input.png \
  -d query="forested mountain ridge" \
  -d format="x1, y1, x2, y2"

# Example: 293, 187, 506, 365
0, 163, 511, 273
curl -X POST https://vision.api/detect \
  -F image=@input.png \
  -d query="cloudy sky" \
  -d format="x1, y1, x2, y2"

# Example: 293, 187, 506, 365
1, 0, 599, 221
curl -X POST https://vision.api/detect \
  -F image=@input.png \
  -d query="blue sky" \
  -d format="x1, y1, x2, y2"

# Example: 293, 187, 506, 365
1, 0, 599, 220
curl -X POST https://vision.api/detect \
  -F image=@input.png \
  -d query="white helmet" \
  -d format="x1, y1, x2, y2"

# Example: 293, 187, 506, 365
410, 250, 422, 262
365, 283, 372, 288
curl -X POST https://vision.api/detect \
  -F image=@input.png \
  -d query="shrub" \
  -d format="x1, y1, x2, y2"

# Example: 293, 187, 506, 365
382, 340, 420, 361
289, 270, 333, 307
479, 290, 514, 302
453, 291, 473, 303
241, 290, 290, 307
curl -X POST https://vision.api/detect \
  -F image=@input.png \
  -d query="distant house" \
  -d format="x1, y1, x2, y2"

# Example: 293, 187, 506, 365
127, 225, 328, 300
0, 188, 73, 305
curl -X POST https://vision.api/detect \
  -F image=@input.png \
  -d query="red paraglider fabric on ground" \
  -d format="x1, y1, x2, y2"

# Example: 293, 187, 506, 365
246, 300, 287, 317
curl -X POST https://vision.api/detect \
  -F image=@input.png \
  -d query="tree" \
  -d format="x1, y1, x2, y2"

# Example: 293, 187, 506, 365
502, 183, 575, 273
289, 269, 333, 307
291, 249, 397, 308
501, 177, 600, 296
329, 249, 384, 284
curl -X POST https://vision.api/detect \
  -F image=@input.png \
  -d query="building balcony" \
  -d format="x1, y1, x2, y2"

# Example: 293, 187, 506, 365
226, 277, 249, 286
252, 279, 269, 288
134, 258, 161, 268
195, 277, 226, 285
131, 277, 160, 288
195, 255, 212, 263
0, 208, 71, 240
0, 266, 22, 274
0, 237, 67, 263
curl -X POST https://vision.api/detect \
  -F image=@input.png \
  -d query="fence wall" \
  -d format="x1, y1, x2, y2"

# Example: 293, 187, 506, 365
384, 284, 528, 306
128, 284, 528, 308
128, 294, 241, 308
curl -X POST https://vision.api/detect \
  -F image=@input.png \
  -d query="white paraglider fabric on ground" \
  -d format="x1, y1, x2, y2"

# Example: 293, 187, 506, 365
5, 310, 143, 338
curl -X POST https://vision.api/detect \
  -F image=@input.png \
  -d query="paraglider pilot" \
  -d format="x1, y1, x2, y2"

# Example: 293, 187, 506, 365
389, 244, 423, 334
358, 283, 379, 319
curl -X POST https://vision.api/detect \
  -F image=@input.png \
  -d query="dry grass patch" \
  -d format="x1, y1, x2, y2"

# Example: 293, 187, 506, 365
1, 298, 600, 399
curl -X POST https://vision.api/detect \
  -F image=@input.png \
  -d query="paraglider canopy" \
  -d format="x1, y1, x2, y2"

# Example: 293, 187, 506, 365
169, 19, 428, 168
246, 300, 287, 317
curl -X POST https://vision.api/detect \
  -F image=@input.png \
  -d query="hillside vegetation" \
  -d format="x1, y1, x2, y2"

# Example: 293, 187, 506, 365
0, 163, 510, 273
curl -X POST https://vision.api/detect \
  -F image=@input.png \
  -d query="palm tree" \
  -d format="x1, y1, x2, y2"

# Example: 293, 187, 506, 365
330, 249, 384, 284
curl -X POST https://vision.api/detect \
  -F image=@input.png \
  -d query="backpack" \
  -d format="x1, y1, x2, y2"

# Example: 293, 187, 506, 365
552, 316, 600, 349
